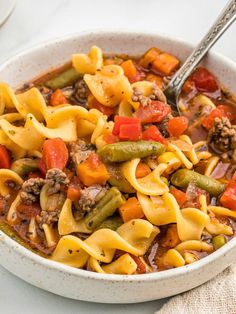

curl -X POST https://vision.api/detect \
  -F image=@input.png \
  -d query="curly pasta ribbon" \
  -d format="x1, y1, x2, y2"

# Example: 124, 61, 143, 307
199, 195, 233, 235
0, 129, 26, 159
7, 192, 21, 224
58, 198, 92, 235
84, 65, 132, 107
0, 82, 20, 114
42, 224, 58, 247
72, 45, 103, 74
205, 156, 220, 177
88, 254, 137, 275
208, 206, 236, 219
0, 114, 45, 150
137, 192, 209, 241
0, 83, 48, 121
28, 113, 77, 142
0, 113, 23, 122
157, 152, 182, 174
16, 87, 49, 121
51, 219, 159, 268
118, 100, 133, 117
122, 158, 169, 196
28, 217, 38, 242
161, 249, 185, 268
175, 240, 213, 253
0, 169, 23, 197
179, 135, 199, 165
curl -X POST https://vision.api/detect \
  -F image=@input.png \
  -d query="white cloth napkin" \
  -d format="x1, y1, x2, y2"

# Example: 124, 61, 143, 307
156, 265, 236, 314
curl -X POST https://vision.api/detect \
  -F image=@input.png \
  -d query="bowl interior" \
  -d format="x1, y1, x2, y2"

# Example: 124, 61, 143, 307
0, 30, 236, 284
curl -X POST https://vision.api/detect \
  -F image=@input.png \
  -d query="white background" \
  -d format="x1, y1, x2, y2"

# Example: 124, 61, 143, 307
0, 0, 235, 313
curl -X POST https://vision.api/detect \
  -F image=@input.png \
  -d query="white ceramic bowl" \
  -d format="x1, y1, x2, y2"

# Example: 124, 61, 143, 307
0, 30, 236, 304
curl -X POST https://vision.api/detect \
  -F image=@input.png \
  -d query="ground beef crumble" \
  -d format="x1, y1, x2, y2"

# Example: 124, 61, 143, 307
208, 117, 236, 151
20, 178, 45, 205
68, 139, 94, 168
71, 79, 90, 105
73, 185, 107, 220
131, 84, 167, 106
45, 168, 69, 195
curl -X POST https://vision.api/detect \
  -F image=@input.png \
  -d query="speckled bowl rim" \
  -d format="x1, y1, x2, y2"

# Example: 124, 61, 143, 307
1, 29, 236, 282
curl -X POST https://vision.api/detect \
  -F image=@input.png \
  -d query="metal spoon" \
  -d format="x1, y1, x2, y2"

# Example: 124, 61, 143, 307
164, 0, 236, 111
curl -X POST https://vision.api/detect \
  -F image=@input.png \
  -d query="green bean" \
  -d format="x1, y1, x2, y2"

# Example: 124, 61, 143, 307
45, 68, 81, 90
95, 215, 123, 231
212, 235, 227, 250
171, 169, 225, 196
107, 163, 135, 193
98, 141, 165, 163
11, 158, 39, 178
85, 187, 125, 230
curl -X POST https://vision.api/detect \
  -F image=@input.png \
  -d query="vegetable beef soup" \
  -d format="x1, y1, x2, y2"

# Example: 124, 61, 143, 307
0, 45, 236, 274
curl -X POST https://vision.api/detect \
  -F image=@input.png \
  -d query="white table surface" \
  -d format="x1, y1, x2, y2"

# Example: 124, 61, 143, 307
0, 0, 235, 313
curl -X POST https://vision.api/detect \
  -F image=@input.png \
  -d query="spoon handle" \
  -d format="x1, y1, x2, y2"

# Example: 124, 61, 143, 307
165, 0, 236, 96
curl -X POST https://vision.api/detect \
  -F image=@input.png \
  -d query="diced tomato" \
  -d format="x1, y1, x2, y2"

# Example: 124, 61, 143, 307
202, 104, 236, 130
50, 89, 68, 106
135, 100, 171, 124
182, 79, 195, 94
38, 158, 47, 176
220, 178, 236, 210
130, 255, 147, 274
142, 125, 168, 146
90, 98, 115, 116
191, 67, 219, 93
102, 134, 119, 144
0, 145, 11, 169
119, 124, 142, 141
17, 203, 41, 219
167, 116, 189, 137
112, 116, 141, 135
87, 153, 101, 170
42, 138, 69, 170
169, 186, 187, 207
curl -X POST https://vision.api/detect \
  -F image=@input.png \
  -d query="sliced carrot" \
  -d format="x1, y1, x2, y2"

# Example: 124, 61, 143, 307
169, 186, 187, 208
119, 197, 144, 222
152, 52, 180, 76
50, 89, 68, 106
67, 186, 80, 202
135, 162, 151, 178
139, 47, 161, 68
77, 153, 109, 186
121, 60, 138, 83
